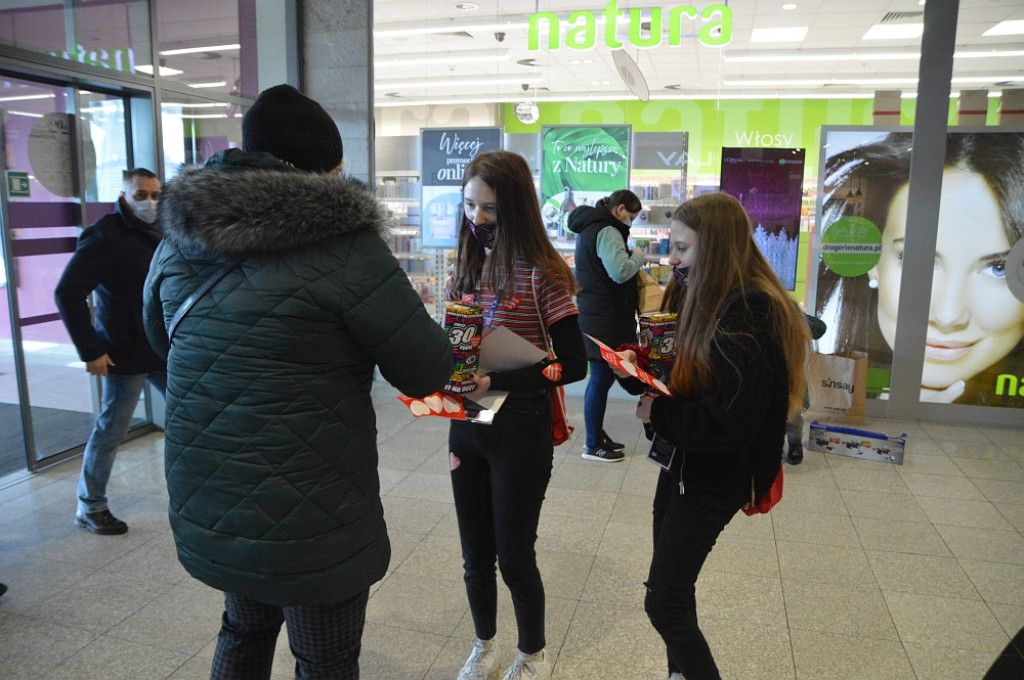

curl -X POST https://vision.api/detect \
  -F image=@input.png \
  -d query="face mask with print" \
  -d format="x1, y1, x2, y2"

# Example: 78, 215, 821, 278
672, 266, 690, 289
467, 218, 496, 249
132, 199, 158, 224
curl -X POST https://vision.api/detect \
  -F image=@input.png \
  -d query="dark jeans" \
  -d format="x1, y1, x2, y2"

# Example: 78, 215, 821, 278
210, 589, 369, 680
646, 469, 745, 680
449, 392, 553, 654
583, 360, 616, 448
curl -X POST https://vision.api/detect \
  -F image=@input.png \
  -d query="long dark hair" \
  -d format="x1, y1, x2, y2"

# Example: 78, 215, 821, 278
815, 132, 1024, 356
452, 150, 576, 299
666, 192, 810, 417
595, 189, 642, 215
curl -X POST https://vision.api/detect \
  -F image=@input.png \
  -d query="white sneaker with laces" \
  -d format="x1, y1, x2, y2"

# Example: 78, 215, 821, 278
667, 674, 684, 680
501, 649, 550, 680
457, 638, 499, 680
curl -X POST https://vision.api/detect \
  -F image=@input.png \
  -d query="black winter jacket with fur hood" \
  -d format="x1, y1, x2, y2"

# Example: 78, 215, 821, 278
143, 149, 452, 606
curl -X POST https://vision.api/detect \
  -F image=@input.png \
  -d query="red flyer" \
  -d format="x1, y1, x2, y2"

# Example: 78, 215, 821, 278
586, 334, 672, 396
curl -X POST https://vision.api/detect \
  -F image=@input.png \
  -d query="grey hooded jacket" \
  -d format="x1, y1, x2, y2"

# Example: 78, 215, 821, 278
143, 149, 451, 606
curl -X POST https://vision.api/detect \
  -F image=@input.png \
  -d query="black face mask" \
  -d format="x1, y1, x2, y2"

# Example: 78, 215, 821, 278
468, 218, 496, 249
672, 266, 690, 289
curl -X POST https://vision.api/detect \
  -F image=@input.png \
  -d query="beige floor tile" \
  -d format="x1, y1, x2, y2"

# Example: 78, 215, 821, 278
557, 600, 666, 675
839, 488, 930, 523
619, 463, 661, 497
972, 476, 1024, 504
937, 438, 1010, 460
830, 466, 910, 494
580, 554, 647, 607
983, 427, 1024, 447
903, 641, 1001, 680
0, 614, 96, 680
934, 524, 1024, 565
388, 469, 458, 503
772, 482, 847, 515
388, 534, 465, 584
166, 639, 216, 679
703, 535, 780, 580
361, 622, 449, 680
105, 581, 222, 654
896, 451, 963, 476
536, 513, 606, 554
865, 550, 980, 599
995, 501, 1024, 533
771, 508, 861, 547
921, 423, 991, 442
852, 516, 952, 556
32, 569, 174, 635
987, 602, 1024, 639
550, 457, 628, 494
42, 634, 189, 680
697, 572, 786, 634
450, 591, 579, 657
382, 495, 452, 534
101, 531, 192, 586
541, 486, 619, 524
884, 590, 1008, 652
782, 457, 839, 489
377, 466, 410, 495
721, 510, 777, 541
782, 582, 897, 641
958, 559, 1024, 606
383, 529, 425, 579
915, 495, 1016, 531
597, 521, 653, 564
951, 456, 1024, 482
537, 550, 595, 600
607, 491, 655, 527
790, 629, 916, 680
365, 570, 468, 636
777, 541, 877, 589
705, 624, 795, 680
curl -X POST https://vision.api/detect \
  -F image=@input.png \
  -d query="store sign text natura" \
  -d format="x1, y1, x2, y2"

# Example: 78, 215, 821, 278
528, 1, 732, 51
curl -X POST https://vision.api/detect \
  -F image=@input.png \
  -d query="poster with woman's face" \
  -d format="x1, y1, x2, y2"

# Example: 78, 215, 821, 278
814, 128, 1024, 408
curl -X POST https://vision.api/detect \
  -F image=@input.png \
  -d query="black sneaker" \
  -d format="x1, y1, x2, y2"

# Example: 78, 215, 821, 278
582, 443, 625, 462
785, 440, 804, 466
75, 509, 128, 535
600, 431, 625, 451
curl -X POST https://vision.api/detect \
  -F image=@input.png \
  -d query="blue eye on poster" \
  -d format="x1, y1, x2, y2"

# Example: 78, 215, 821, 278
420, 127, 502, 248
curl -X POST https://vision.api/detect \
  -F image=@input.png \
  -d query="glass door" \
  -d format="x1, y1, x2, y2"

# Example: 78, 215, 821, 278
0, 75, 155, 475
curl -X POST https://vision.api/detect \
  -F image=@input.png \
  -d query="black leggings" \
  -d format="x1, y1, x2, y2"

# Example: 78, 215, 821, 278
449, 392, 553, 654
646, 469, 746, 680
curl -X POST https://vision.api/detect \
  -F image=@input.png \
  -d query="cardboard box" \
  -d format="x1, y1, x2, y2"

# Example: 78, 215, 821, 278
808, 421, 906, 465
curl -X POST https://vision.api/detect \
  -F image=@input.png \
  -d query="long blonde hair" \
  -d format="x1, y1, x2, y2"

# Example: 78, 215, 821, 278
665, 192, 810, 418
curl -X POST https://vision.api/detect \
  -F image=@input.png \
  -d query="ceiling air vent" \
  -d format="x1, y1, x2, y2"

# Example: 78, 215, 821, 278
436, 31, 475, 39
880, 12, 924, 23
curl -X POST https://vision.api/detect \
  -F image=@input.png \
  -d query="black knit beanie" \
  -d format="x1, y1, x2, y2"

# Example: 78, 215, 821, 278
242, 84, 344, 173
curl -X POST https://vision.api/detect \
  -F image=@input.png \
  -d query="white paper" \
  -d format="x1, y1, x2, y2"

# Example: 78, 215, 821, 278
478, 326, 548, 374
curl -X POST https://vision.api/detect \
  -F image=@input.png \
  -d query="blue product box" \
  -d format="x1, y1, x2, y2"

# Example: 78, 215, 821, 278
808, 421, 907, 465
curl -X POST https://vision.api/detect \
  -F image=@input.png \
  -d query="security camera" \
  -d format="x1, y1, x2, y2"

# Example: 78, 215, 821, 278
521, 83, 529, 92
495, 31, 506, 42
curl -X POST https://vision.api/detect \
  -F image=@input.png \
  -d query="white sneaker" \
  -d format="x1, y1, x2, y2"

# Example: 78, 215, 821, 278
501, 649, 550, 680
457, 638, 499, 680
667, 674, 684, 680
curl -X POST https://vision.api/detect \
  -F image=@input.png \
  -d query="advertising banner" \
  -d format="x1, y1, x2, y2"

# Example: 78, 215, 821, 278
811, 128, 1024, 409
420, 127, 502, 248
540, 125, 630, 249
719, 147, 805, 290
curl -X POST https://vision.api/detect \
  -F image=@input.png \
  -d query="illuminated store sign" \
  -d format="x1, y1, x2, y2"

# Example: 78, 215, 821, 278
528, 1, 732, 51
49, 44, 135, 74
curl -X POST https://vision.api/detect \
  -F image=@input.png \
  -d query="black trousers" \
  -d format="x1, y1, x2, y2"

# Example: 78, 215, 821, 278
449, 392, 553, 654
210, 589, 370, 680
646, 469, 746, 680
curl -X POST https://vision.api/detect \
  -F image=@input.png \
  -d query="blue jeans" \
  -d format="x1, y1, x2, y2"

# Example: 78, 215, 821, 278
583, 360, 616, 448
77, 370, 166, 515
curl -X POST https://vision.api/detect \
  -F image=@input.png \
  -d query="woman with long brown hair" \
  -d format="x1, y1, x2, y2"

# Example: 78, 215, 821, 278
614, 192, 809, 679
447, 150, 586, 680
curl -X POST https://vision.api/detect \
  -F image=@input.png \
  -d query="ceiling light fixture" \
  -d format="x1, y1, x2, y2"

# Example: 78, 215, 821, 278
862, 24, 924, 40
136, 64, 185, 76
454, 2, 479, 10
159, 44, 241, 56
188, 81, 228, 89
782, 3, 798, 9
374, 75, 542, 90
750, 26, 808, 43
724, 46, 1024, 63
983, 20, 1024, 37
160, 102, 229, 108
0, 93, 55, 102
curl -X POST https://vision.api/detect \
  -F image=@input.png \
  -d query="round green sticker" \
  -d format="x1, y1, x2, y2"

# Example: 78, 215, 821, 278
821, 216, 882, 277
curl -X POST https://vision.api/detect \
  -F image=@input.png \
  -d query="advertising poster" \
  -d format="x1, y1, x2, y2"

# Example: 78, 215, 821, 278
812, 127, 1024, 409
420, 127, 502, 248
540, 125, 630, 249
719, 147, 805, 290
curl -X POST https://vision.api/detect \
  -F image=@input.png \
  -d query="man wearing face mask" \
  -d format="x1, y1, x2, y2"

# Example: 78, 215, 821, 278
54, 168, 167, 535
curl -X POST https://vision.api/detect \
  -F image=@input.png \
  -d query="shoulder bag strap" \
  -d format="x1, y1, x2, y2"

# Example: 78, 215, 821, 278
530, 268, 553, 357
167, 258, 243, 345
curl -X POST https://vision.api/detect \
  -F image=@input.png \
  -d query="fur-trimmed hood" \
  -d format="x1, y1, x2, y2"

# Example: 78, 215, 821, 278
159, 149, 387, 257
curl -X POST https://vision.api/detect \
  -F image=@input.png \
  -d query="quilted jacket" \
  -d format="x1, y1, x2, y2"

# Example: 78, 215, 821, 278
143, 149, 451, 606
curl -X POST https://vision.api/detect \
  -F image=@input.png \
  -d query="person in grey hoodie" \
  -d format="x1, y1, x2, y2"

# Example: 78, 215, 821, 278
143, 84, 451, 680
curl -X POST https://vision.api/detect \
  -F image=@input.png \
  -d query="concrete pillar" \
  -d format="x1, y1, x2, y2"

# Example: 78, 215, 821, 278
998, 89, 1024, 126
956, 89, 988, 126
300, 0, 374, 184
872, 90, 902, 126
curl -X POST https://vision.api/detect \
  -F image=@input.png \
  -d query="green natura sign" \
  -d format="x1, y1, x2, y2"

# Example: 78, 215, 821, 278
528, 1, 732, 51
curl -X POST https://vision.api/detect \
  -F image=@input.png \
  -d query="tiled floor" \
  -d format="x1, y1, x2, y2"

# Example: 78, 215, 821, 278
1, 381, 1022, 680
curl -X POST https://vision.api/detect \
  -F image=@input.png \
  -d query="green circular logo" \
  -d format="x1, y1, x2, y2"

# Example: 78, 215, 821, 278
821, 216, 882, 277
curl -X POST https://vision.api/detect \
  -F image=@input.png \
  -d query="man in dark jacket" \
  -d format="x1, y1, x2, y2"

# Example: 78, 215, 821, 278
55, 168, 166, 535
143, 85, 452, 680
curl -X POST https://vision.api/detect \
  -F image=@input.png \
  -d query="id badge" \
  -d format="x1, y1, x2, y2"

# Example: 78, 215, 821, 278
647, 434, 676, 471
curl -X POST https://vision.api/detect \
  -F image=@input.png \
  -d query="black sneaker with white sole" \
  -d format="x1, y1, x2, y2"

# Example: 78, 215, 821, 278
581, 443, 625, 462
600, 431, 625, 451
